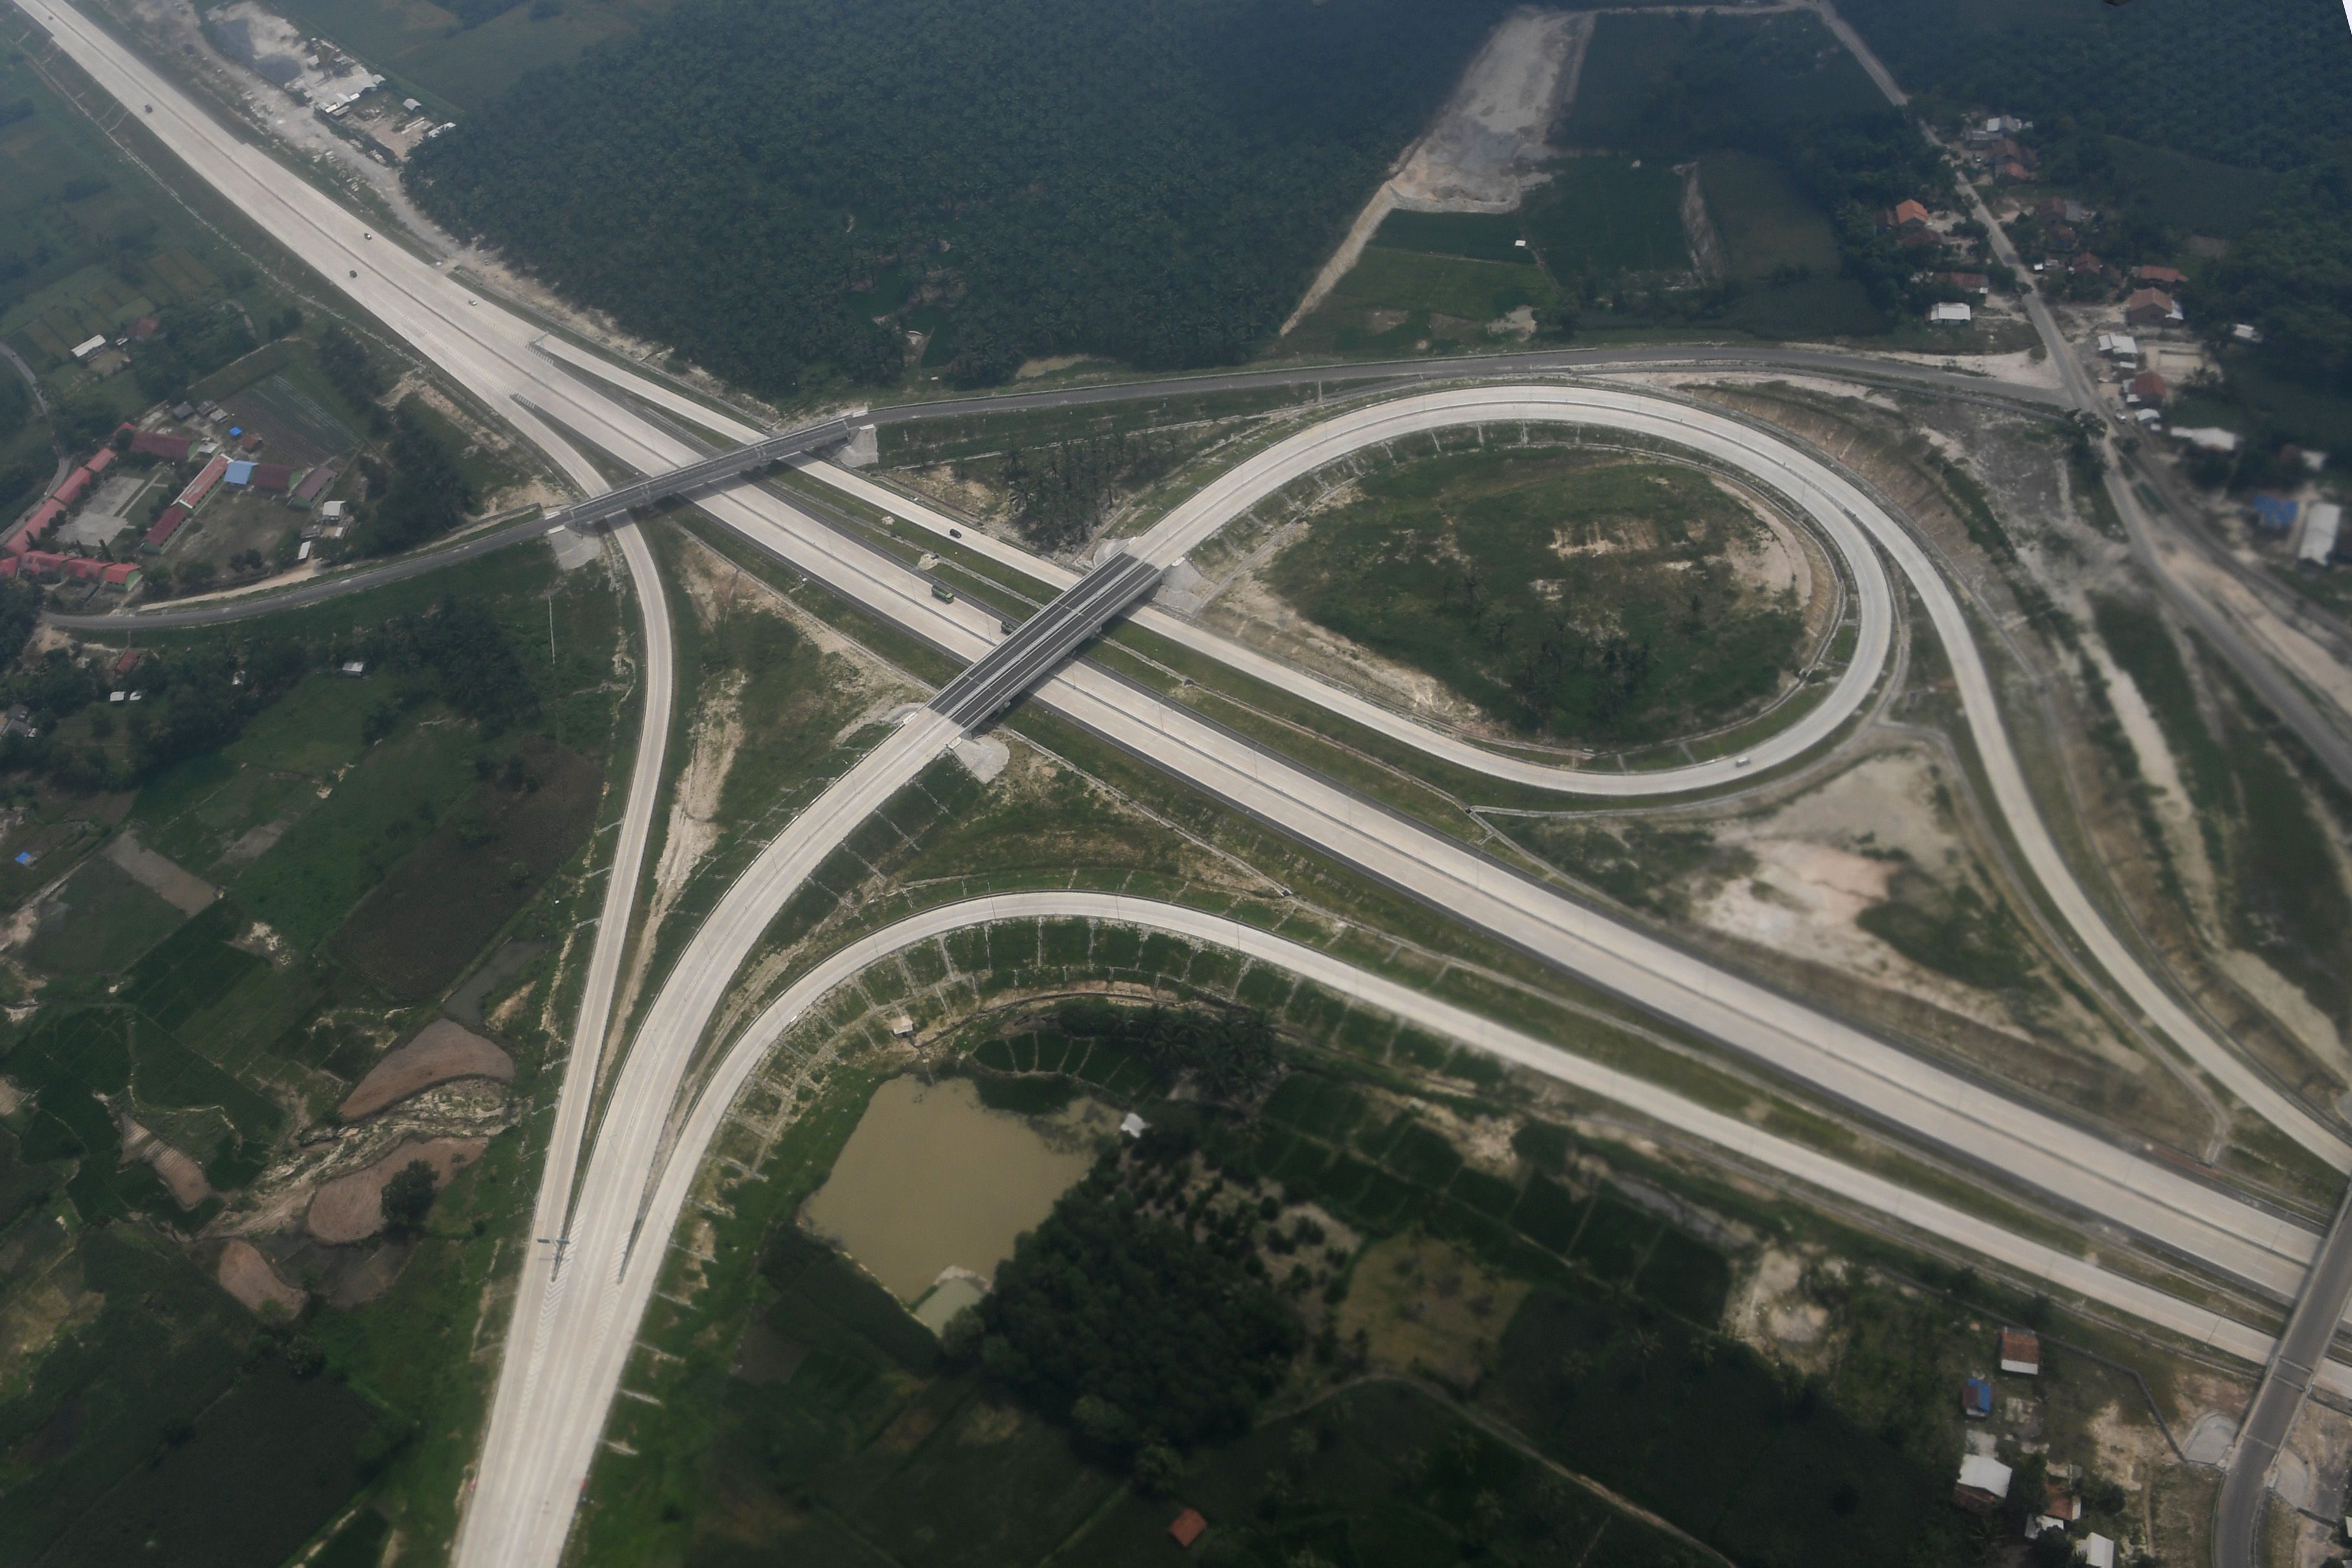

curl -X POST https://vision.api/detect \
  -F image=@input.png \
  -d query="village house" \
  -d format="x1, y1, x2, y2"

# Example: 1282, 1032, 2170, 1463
2125, 287, 2183, 327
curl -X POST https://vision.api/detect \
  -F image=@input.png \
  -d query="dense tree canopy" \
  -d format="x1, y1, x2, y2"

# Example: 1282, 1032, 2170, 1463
408, 0, 1509, 392
1834, 0, 2350, 173
977, 1171, 1301, 1459
362, 401, 475, 557
2205, 159, 2352, 396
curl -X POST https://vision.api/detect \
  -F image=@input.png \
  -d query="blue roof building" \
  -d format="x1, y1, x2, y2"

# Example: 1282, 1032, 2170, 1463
2250, 493, 2300, 533
1963, 1376, 1993, 1419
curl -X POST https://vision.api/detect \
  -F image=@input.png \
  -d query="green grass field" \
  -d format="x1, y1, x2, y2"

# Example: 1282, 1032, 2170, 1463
1265, 447, 1807, 746
18, 855, 186, 975
1524, 156, 1692, 278
1701, 149, 1840, 279
1370, 209, 1537, 266
1282, 247, 1560, 359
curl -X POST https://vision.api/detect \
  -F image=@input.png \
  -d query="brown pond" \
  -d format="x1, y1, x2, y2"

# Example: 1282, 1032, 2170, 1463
800, 1074, 1114, 1304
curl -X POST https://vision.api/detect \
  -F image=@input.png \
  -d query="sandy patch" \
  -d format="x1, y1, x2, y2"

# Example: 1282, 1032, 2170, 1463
1390, 8, 1589, 212
339, 1019, 515, 1120
217, 1239, 306, 1317
1283, 8, 1589, 331
102, 829, 217, 916
305, 1137, 487, 1243
1730, 1248, 1839, 1373
1721, 486, 1812, 602
118, 1114, 214, 1208
1696, 751, 2041, 1035
218, 818, 291, 867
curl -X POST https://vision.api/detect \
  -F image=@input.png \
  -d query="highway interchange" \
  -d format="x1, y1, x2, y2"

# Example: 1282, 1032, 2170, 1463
13, 2, 2352, 1563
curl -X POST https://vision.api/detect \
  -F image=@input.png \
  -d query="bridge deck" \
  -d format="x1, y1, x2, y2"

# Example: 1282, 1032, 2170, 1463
930, 552, 1164, 727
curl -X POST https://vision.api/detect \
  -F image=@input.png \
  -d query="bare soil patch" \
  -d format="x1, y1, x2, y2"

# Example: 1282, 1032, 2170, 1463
215, 1238, 305, 1317
338, 1019, 514, 1121
305, 1137, 488, 1244
328, 734, 599, 999
118, 1114, 214, 1208
1284, 8, 1589, 331
101, 830, 217, 917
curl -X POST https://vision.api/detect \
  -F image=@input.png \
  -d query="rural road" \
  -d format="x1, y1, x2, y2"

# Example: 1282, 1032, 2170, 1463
21, 4, 2352, 1565
1828, 0, 2352, 1551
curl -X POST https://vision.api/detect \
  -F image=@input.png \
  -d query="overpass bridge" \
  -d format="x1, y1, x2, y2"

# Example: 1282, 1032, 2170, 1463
537, 410, 859, 531
928, 550, 1164, 727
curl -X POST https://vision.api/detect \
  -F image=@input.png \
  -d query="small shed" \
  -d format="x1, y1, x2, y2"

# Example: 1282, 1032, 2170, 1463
1929, 302, 1973, 325
1953, 1454, 2011, 1513
1999, 1328, 2041, 1376
1963, 1376, 1993, 1418
1167, 1509, 1208, 1549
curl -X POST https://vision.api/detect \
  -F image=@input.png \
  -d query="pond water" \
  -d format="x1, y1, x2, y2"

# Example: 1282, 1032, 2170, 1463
801, 1074, 1113, 1304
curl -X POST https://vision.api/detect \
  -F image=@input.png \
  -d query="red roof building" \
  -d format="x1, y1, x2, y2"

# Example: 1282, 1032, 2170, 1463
250, 462, 295, 493
62, 558, 104, 582
2128, 370, 2170, 404
1167, 1509, 1208, 1549
1893, 199, 1930, 229
2070, 252, 2108, 276
83, 447, 115, 478
114, 649, 141, 675
2137, 264, 2188, 286
129, 316, 159, 340
2125, 287, 2181, 327
0, 557, 19, 579
176, 454, 230, 509
51, 469, 92, 507
21, 551, 67, 579
1897, 227, 1941, 249
289, 463, 334, 506
240, 431, 263, 453
101, 563, 141, 589
22, 499, 63, 540
1998, 160, 2035, 182
144, 504, 191, 550
130, 430, 192, 461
